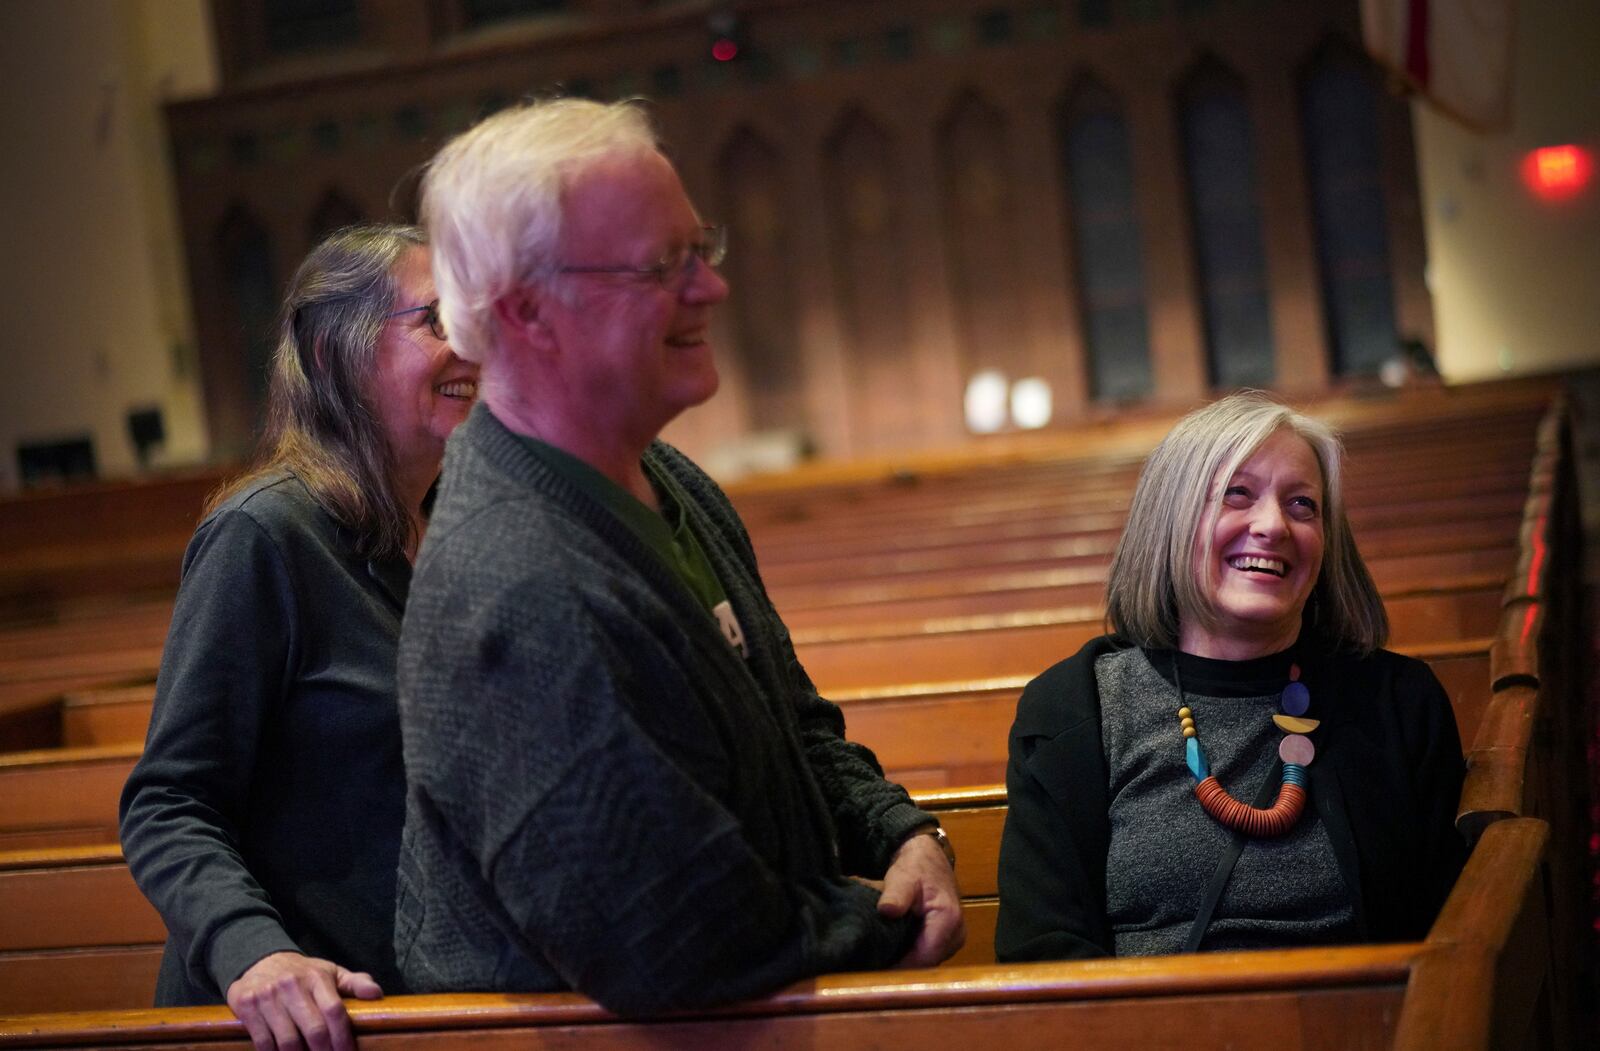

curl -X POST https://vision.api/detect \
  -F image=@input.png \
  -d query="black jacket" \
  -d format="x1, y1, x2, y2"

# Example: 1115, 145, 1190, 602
995, 634, 1468, 961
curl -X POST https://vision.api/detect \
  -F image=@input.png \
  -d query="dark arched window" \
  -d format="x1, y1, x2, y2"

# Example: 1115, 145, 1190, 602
265, 0, 360, 54
1060, 76, 1152, 402
1178, 58, 1274, 388
215, 206, 278, 419
307, 189, 365, 249
463, 0, 567, 26
1301, 39, 1398, 376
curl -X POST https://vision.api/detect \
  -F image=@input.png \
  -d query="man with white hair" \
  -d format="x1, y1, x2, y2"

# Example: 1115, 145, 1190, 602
393, 98, 964, 1017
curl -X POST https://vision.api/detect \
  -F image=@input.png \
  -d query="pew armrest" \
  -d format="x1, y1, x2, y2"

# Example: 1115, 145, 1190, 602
1393, 816, 1550, 1051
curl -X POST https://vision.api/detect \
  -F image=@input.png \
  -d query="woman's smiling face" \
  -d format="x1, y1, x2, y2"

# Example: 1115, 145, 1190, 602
1181, 427, 1326, 660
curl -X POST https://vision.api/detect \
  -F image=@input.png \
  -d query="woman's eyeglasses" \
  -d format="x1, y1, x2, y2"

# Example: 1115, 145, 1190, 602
385, 299, 446, 341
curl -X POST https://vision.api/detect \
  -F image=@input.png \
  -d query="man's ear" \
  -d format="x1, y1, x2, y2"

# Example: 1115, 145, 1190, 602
491, 285, 555, 353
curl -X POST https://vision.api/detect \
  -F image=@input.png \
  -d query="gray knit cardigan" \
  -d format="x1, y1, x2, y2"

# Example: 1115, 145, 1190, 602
394, 405, 931, 1016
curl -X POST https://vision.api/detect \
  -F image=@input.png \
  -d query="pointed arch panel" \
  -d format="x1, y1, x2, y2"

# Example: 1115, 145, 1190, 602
937, 90, 1025, 381
214, 205, 279, 420
822, 109, 916, 452
1300, 38, 1398, 376
1178, 57, 1274, 388
717, 128, 807, 433
1059, 75, 1152, 402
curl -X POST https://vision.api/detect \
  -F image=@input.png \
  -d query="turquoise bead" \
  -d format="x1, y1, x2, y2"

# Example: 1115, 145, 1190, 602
1186, 736, 1210, 781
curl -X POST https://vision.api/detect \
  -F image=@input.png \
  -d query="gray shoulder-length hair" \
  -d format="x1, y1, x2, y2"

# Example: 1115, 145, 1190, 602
1104, 391, 1388, 655
208, 223, 427, 561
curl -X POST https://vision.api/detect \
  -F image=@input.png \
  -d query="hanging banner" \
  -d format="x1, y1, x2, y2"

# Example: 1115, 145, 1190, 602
1360, 0, 1517, 131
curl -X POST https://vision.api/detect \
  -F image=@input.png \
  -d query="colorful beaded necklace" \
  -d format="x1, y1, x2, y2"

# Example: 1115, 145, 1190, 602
1174, 656, 1318, 838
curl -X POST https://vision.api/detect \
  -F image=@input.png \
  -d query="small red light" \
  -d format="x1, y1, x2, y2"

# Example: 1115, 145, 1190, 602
711, 38, 739, 62
1521, 145, 1593, 201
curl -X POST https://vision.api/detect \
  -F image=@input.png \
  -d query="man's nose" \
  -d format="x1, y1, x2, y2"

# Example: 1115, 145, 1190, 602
683, 255, 730, 303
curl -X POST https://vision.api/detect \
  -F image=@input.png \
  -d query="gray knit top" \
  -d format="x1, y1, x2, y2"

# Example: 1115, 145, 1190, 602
1097, 647, 1356, 955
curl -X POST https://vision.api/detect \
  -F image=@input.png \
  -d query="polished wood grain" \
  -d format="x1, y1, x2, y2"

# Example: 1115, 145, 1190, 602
0, 943, 1420, 1048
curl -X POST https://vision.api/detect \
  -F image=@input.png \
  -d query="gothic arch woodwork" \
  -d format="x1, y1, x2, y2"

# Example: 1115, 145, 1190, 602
935, 89, 1026, 386
716, 126, 807, 435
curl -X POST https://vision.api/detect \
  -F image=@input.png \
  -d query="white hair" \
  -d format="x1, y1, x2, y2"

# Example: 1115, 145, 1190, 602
420, 98, 662, 363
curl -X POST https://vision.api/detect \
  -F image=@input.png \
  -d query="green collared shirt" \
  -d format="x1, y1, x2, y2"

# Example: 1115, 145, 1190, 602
513, 435, 728, 615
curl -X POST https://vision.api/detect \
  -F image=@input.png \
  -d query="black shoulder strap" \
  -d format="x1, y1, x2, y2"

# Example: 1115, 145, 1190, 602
1183, 761, 1282, 954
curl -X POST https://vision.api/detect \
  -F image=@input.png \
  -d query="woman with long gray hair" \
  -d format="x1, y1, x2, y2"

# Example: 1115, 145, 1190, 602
996, 392, 1467, 962
121, 224, 477, 1051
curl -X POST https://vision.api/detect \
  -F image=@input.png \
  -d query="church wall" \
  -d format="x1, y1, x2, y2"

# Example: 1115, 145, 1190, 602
5, 2, 1596, 488
1413, 0, 1600, 382
166, 0, 1431, 467
0, 0, 217, 490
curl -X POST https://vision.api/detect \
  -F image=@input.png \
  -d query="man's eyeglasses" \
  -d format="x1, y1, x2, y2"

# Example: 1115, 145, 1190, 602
559, 225, 727, 292
385, 299, 446, 341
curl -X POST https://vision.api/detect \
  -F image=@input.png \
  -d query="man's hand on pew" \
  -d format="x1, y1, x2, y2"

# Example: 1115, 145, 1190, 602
877, 829, 967, 967
226, 951, 383, 1051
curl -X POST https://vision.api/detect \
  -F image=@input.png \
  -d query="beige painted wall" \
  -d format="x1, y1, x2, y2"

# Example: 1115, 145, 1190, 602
0, 0, 216, 491
1414, 0, 1600, 381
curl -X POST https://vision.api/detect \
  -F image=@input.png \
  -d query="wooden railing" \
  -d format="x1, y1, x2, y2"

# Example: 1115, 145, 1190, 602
0, 818, 1549, 1050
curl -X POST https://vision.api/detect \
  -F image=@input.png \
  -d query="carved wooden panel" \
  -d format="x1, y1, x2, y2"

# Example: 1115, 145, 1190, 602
936, 90, 1026, 385
716, 128, 807, 435
211, 206, 278, 451
1177, 55, 1275, 389
822, 109, 917, 453
1299, 36, 1399, 376
1058, 75, 1152, 403
307, 188, 367, 250
170, 1, 1429, 459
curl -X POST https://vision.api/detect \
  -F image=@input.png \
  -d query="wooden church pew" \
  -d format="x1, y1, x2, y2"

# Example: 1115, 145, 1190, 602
37, 573, 1505, 755
0, 471, 221, 625
768, 542, 1518, 614
751, 487, 1529, 566
0, 604, 172, 667
0, 640, 1495, 853
0, 818, 1549, 1050
0, 746, 139, 850
756, 514, 1524, 589
58, 687, 158, 750
730, 394, 1541, 527
0, 786, 1006, 1013
0, 590, 1505, 1005
785, 575, 1503, 647
0, 385, 1561, 1030
0, 945, 1423, 1047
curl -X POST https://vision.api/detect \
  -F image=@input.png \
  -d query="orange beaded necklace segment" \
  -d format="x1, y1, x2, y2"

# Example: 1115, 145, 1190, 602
1177, 660, 1318, 838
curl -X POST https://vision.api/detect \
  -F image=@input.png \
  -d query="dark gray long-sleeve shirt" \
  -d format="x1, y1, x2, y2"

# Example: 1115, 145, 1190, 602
119, 473, 409, 1003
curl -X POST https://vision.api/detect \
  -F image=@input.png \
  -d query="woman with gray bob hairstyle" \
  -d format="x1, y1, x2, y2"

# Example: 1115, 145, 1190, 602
997, 391, 1467, 964
1105, 393, 1386, 653
122, 224, 477, 1051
